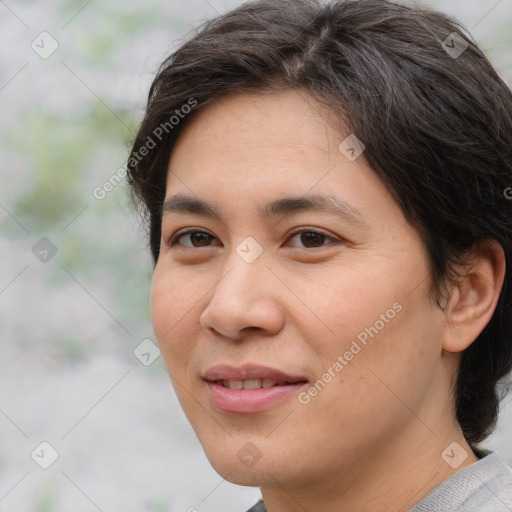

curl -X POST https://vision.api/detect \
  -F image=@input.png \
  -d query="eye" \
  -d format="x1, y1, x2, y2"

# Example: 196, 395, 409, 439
170, 229, 219, 248
168, 227, 340, 250
286, 227, 339, 248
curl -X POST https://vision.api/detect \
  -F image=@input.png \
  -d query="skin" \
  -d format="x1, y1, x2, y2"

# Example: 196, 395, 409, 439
150, 89, 505, 512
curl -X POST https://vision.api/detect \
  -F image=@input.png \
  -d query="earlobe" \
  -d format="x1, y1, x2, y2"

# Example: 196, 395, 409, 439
442, 240, 506, 353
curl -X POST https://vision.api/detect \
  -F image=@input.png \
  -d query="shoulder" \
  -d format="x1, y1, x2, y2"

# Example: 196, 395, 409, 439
412, 451, 512, 512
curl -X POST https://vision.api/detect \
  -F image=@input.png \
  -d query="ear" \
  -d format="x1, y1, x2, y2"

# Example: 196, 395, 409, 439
442, 239, 506, 353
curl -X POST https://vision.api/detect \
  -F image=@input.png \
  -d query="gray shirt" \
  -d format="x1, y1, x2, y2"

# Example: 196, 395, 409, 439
245, 452, 512, 512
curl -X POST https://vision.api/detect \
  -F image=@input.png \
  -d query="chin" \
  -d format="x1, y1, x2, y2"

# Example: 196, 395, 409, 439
207, 453, 270, 486
198, 439, 279, 486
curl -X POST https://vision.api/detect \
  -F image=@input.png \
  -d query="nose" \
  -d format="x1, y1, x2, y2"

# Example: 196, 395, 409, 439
199, 257, 285, 341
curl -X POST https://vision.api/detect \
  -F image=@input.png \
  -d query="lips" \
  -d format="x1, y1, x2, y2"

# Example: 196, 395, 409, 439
202, 364, 308, 414
202, 363, 308, 383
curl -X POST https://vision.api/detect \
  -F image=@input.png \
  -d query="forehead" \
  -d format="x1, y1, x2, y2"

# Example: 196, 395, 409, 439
164, 90, 405, 230
167, 91, 348, 207
168, 90, 340, 166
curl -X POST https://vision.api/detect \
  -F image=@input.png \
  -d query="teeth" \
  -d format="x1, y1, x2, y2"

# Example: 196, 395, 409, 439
223, 380, 243, 389
243, 379, 261, 390
220, 379, 281, 389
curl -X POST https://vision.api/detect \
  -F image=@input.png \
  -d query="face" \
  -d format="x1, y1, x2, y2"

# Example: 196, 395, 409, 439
151, 90, 449, 490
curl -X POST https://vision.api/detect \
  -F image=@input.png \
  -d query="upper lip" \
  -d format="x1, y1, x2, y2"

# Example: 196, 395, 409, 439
202, 364, 308, 383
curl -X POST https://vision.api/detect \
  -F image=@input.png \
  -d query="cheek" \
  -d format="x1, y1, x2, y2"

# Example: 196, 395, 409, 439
150, 271, 174, 341
302, 264, 441, 410
150, 267, 200, 368
296, 306, 441, 457
300, 268, 400, 357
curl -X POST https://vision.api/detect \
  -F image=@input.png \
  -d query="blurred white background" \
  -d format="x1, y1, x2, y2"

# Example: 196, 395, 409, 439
0, 0, 511, 511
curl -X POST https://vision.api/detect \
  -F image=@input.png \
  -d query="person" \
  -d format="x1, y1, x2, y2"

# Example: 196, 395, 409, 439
127, 0, 512, 510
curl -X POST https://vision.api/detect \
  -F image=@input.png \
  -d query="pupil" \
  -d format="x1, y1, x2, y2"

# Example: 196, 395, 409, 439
192, 233, 211, 246
301, 232, 325, 247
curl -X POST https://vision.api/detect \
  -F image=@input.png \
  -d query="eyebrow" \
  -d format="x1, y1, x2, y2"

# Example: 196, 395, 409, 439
161, 194, 364, 224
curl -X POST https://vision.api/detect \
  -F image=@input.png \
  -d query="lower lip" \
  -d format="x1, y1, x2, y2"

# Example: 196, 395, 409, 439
205, 381, 307, 414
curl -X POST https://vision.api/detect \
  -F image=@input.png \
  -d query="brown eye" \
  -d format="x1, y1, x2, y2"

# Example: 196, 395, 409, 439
300, 232, 327, 248
287, 228, 336, 249
171, 230, 216, 247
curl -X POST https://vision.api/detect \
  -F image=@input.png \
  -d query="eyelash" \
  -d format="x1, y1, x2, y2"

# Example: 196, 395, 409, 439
168, 227, 340, 249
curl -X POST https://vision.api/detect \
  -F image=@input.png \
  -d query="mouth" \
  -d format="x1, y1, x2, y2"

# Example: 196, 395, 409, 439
213, 378, 307, 389
202, 364, 309, 414
202, 363, 308, 384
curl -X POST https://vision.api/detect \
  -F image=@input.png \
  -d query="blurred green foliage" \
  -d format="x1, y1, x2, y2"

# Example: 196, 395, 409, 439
35, 486, 56, 512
